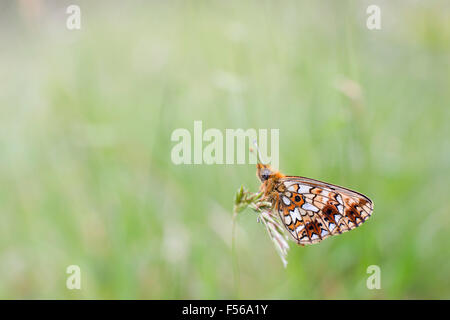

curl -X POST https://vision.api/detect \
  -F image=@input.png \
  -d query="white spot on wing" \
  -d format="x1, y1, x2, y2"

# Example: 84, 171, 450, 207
297, 185, 311, 194
296, 225, 305, 233
321, 229, 329, 237
302, 202, 319, 212
337, 204, 344, 214
321, 190, 330, 197
282, 196, 291, 205
287, 185, 297, 192
336, 194, 343, 205
329, 223, 336, 231
290, 207, 302, 222
284, 214, 292, 225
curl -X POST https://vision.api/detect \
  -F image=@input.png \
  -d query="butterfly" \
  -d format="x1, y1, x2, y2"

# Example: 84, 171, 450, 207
256, 162, 374, 246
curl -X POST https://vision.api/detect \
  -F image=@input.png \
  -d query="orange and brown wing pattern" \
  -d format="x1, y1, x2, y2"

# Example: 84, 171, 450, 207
276, 176, 374, 246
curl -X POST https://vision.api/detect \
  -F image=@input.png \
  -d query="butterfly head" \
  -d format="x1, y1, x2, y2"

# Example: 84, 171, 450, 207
252, 140, 283, 183
256, 163, 276, 182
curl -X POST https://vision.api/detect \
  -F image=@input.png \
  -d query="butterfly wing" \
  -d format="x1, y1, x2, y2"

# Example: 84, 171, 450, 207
275, 176, 374, 245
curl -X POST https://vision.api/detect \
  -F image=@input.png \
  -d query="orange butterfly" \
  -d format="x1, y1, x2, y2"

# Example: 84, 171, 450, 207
256, 161, 374, 246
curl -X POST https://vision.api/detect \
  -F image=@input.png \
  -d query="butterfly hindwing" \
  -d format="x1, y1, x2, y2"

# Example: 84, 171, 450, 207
276, 176, 374, 245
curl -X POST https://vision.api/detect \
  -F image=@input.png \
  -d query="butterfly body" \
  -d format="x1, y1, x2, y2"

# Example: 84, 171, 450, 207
256, 163, 373, 246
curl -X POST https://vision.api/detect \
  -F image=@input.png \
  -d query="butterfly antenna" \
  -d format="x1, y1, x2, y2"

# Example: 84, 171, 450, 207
252, 140, 265, 165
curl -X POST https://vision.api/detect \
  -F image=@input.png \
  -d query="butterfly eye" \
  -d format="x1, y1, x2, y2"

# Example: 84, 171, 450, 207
260, 169, 271, 181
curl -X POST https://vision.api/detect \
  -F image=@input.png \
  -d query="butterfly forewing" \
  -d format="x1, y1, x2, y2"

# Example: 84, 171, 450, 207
275, 176, 374, 245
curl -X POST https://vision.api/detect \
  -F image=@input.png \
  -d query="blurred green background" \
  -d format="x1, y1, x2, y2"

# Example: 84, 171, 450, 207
0, 0, 449, 299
